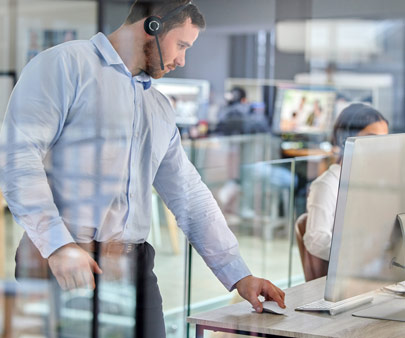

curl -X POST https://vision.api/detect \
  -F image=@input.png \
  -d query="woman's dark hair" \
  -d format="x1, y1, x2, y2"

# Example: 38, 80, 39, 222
332, 103, 388, 152
125, 0, 205, 34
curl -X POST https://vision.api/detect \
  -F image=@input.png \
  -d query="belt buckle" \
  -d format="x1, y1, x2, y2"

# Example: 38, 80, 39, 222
126, 243, 134, 254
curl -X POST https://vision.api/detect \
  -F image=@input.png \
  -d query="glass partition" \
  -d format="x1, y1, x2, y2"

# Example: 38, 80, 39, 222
1, 0, 404, 337
187, 155, 298, 336
186, 150, 337, 336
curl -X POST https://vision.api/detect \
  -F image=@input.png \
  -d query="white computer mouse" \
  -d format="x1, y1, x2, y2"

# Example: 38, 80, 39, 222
262, 301, 287, 315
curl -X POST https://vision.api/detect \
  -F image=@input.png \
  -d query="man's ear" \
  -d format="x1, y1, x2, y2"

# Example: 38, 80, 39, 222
140, 18, 153, 40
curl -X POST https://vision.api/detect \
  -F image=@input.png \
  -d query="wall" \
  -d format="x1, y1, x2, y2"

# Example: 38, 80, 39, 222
1, 0, 97, 75
103, 1, 129, 34
168, 33, 230, 101
170, 0, 277, 99
311, 0, 405, 19
193, 0, 276, 34
0, 0, 12, 70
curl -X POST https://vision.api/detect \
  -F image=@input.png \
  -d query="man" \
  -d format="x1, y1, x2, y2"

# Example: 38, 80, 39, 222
0, 0, 285, 336
216, 87, 269, 135
216, 87, 250, 135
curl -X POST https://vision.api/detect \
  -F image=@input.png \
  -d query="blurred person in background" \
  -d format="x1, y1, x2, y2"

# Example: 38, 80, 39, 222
215, 87, 269, 135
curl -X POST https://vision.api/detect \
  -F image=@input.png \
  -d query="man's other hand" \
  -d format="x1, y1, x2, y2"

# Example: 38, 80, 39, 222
48, 243, 103, 290
235, 275, 286, 312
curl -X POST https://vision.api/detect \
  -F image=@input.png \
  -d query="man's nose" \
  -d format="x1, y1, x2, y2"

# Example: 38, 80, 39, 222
174, 53, 186, 68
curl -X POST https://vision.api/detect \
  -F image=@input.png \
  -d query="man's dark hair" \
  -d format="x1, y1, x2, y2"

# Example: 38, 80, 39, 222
126, 0, 205, 34
230, 87, 247, 104
332, 103, 388, 152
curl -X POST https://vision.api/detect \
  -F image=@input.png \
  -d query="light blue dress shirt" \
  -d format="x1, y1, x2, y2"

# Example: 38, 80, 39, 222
0, 33, 250, 290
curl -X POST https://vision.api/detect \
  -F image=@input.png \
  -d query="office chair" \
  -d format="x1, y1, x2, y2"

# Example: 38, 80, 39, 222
295, 213, 329, 281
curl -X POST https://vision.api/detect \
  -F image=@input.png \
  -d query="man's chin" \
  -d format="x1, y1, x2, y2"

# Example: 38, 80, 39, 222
144, 67, 166, 79
152, 73, 165, 79
147, 72, 164, 80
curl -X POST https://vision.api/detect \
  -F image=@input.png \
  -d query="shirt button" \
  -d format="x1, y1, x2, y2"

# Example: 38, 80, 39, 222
130, 193, 134, 198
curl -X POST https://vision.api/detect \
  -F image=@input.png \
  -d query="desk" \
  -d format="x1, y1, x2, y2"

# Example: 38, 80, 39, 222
281, 148, 331, 158
187, 277, 405, 338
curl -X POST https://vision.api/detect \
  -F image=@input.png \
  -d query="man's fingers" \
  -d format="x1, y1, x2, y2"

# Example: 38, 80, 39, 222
273, 294, 286, 309
89, 257, 103, 274
247, 293, 263, 313
263, 283, 286, 308
55, 275, 68, 290
74, 271, 91, 289
235, 276, 286, 312
64, 275, 76, 290
82, 270, 95, 289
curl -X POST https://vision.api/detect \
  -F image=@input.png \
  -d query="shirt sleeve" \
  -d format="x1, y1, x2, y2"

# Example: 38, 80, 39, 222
153, 128, 251, 291
303, 176, 338, 261
0, 49, 76, 258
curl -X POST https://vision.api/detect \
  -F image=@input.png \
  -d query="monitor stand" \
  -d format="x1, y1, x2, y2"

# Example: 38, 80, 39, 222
354, 213, 405, 322
352, 297, 405, 322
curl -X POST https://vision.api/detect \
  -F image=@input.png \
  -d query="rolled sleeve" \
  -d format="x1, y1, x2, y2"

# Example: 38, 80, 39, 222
154, 128, 251, 291
27, 221, 75, 258
214, 255, 251, 291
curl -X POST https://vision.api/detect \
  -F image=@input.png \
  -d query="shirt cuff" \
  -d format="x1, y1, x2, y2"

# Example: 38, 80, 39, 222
214, 256, 252, 291
28, 223, 75, 259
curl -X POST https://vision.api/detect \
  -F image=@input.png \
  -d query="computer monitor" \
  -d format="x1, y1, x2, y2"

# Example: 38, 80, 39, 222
325, 133, 405, 303
152, 78, 210, 126
272, 84, 336, 135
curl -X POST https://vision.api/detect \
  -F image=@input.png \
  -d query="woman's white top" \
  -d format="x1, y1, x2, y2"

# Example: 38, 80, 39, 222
303, 164, 341, 261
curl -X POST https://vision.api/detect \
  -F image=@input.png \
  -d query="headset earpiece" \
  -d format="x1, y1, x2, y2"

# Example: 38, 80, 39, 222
144, 1, 192, 37
144, 16, 163, 36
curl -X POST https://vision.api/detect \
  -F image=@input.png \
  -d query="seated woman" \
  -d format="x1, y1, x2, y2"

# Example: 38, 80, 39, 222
303, 103, 389, 261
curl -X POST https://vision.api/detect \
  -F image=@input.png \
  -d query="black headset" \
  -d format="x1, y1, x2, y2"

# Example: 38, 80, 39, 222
144, 1, 192, 70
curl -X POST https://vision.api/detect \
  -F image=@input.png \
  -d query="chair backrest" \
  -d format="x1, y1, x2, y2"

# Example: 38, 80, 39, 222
294, 213, 329, 282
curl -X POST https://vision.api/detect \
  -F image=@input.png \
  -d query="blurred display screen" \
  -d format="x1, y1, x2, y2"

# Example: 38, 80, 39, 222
274, 85, 336, 134
153, 78, 210, 126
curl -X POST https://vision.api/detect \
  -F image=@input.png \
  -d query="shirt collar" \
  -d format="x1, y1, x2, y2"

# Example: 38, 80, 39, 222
91, 32, 124, 66
134, 72, 152, 90
91, 32, 152, 90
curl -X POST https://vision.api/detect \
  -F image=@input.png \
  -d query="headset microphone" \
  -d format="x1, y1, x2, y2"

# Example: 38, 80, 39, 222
144, 1, 192, 70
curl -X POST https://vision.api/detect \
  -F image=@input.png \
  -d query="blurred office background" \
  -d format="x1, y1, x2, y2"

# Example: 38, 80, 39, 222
1, 0, 405, 337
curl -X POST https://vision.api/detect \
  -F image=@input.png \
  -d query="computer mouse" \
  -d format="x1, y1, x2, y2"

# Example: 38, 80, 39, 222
262, 301, 287, 315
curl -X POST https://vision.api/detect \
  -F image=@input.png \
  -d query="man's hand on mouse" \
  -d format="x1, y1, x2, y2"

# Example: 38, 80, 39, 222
235, 275, 286, 313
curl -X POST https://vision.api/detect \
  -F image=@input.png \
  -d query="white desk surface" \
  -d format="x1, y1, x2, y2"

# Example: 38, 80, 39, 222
187, 277, 405, 338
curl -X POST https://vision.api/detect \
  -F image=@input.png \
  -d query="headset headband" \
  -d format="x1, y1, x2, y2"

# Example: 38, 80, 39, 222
161, 1, 192, 23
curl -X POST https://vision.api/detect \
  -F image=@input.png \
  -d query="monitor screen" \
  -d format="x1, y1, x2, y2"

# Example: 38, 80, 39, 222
152, 78, 210, 126
272, 85, 336, 134
325, 134, 405, 302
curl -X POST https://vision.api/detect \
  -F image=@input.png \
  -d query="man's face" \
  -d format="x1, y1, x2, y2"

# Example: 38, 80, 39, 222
143, 18, 200, 79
